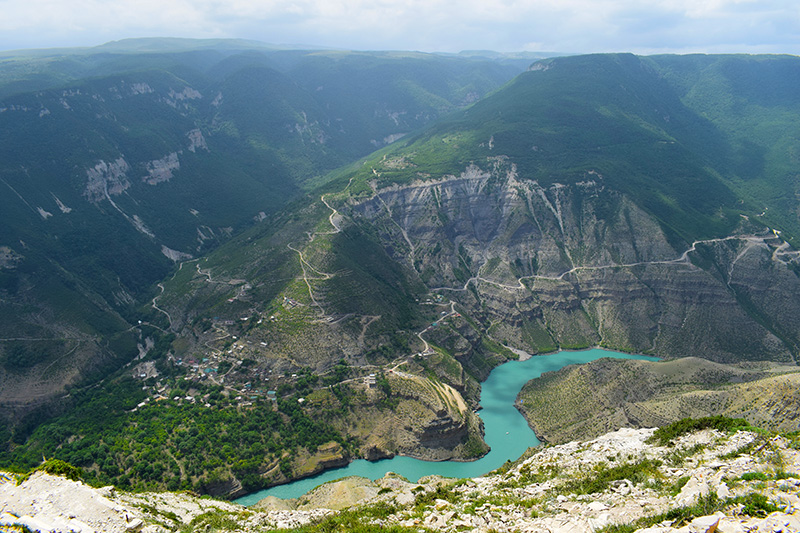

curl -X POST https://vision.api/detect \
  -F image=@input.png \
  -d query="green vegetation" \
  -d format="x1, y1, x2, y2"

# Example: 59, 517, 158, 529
0, 43, 519, 450
263, 503, 424, 533
664, 443, 706, 466
1, 375, 352, 494
648, 416, 751, 446
559, 459, 663, 495
599, 491, 780, 532
15, 458, 84, 484
5, 50, 800, 504
356, 54, 749, 243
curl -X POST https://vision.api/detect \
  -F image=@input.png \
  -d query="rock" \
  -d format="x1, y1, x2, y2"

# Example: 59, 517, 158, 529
296, 476, 379, 511
677, 474, 710, 506
587, 501, 609, 512
0, 513, 18, 526
202, 475, 246, 499
612, 479, 633, 495
1, 426, 798, 533
363, 445, 394, 461
688, 514, 720, 533
759, 511, 800, 531
587, 513, 612, 530
394, 490, 416, 505
253, 495, 296, 512
434, 498, 451, 510
97, 486, 116, 498
715, 517, 749, 533
16, 515, 55, 533
125, 517, 144, 531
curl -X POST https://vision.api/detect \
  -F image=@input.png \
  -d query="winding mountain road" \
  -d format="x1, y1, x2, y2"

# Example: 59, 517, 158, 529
286, 180, 352, 316
431, 234, 781, 294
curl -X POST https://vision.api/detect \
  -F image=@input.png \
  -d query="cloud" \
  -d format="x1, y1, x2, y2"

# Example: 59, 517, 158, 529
0, 0, 798, 53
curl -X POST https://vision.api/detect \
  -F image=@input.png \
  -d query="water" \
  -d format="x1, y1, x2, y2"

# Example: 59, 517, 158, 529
235, 348, 658, 505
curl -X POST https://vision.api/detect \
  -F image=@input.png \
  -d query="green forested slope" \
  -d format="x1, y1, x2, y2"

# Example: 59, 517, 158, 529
0, 40, 521, 416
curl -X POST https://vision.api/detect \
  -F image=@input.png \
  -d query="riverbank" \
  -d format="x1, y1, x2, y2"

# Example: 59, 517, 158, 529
236, 348, 659, 505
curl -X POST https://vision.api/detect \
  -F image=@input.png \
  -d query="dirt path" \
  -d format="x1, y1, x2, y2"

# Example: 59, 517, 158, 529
357, 315, 381, 346
151, 283, 173, 329
286, 180, 353, 317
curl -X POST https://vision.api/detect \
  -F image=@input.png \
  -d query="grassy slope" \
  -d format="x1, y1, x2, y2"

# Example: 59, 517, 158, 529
518, 357, 800, 444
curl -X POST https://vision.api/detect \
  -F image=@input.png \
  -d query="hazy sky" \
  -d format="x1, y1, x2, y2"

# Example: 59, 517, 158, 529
1, 0, 799, 54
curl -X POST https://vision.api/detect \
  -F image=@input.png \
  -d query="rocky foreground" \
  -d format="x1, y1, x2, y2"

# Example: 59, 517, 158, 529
3, 425, 800, 532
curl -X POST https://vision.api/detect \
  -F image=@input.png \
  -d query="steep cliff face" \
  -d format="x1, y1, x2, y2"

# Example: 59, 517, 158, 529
350, 159, 800, 363
342, 372, 487, 462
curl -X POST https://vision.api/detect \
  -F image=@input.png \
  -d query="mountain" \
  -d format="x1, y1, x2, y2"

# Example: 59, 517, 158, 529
3, 422, 800, 532
2, 51, 800, 497
157, 53, 800, 369
0, 40, 523, 423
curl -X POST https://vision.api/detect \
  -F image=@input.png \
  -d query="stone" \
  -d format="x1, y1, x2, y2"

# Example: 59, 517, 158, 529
587, 501, 608, 512
434, 498, 451, 510
715, 518, 749, 533
677, 475, 710, 507
395, 491, 415, 505
97, 486, 116, 498
125, 517, 144, 531
715, 483, 731, 499
688, 514, 720, 533
0, 513, 19, 526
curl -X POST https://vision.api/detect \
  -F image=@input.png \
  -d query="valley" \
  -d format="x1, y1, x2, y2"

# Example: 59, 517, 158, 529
1, 45, 800, 505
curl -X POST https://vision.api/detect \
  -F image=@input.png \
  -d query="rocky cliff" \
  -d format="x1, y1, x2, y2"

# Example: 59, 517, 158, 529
349, 160, 800, 363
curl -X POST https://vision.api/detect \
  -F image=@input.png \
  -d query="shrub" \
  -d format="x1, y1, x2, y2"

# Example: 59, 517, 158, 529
37, 458, 83, 481
648, 417, 750, 446
560, 459, 663, 495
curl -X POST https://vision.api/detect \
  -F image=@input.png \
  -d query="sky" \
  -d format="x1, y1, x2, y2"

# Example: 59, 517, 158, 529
1, 0, 799, 55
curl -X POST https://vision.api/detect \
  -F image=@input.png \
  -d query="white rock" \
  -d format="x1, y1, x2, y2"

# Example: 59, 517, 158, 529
395, 491, 415, 505
716, 517, 749, 533
587, 514, 612, 529
587, 501, 608, 512
433, 498, 451, 510
0, 513, 19, 526
677, 474, 710, 507
715, 483, 731, 499
16, 515, 55, 532
688, 514, 720, 532
125, 517, 144, 531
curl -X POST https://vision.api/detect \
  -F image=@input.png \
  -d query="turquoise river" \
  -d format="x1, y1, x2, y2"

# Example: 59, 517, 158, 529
236, 348, 658, 505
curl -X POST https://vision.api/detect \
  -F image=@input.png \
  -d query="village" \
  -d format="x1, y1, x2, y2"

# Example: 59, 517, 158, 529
128, 288, 461, 417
